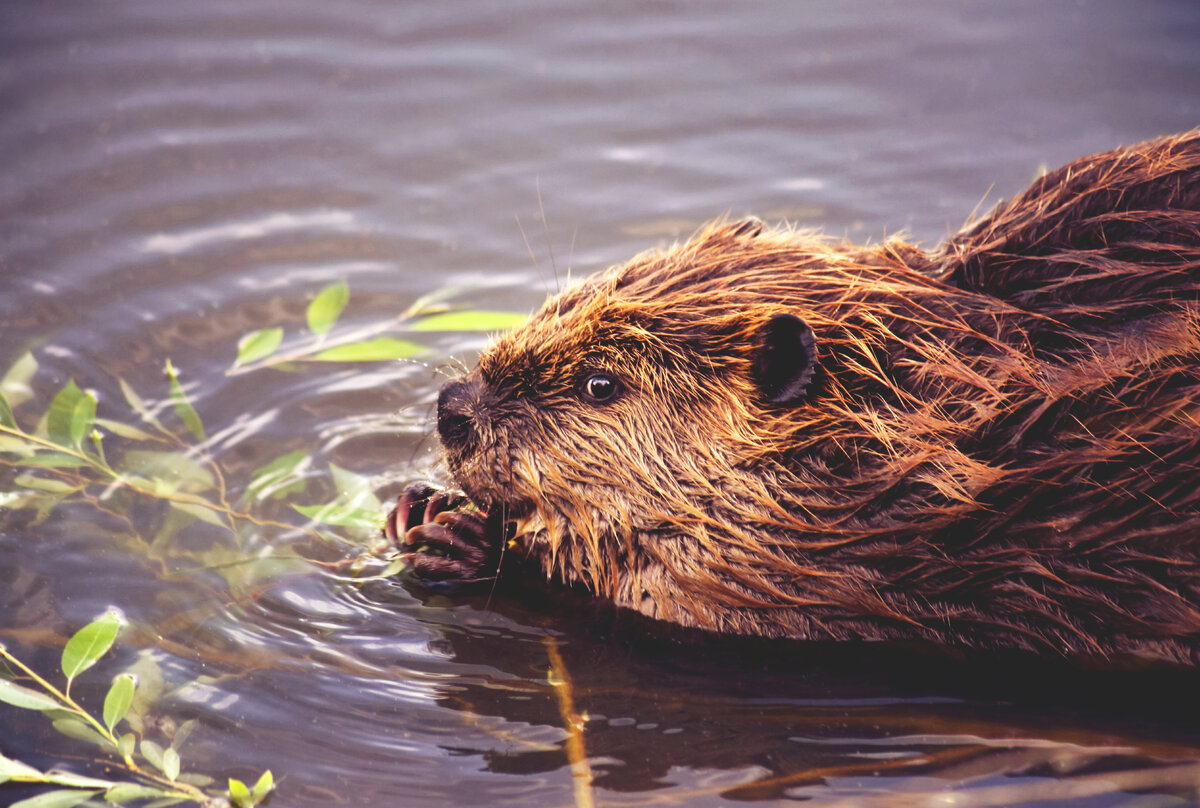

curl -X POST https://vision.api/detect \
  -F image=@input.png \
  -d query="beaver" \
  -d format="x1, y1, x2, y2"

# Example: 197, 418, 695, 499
388, 130, 1200, 666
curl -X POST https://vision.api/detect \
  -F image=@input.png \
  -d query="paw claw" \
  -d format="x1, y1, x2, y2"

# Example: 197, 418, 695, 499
385, 484, 497, 589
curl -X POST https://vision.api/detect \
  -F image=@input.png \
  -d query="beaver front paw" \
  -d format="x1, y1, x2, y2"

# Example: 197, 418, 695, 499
385, 483, 499, 588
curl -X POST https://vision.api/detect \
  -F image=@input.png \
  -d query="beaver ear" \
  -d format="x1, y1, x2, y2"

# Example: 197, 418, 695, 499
727, 216, 764, 238
752, 314, 817, 405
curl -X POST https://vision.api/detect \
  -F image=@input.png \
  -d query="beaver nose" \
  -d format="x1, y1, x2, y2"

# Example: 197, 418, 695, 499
437, 377, 479, 452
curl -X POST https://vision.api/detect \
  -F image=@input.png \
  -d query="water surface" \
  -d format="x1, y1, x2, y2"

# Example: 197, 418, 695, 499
3, 1, 1200, 805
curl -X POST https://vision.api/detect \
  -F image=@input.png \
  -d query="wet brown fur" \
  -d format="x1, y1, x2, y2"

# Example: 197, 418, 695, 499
440, 131, 1200, 665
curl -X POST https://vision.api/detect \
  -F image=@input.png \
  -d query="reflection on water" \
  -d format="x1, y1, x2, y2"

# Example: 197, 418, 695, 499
2, 0, 1200, 805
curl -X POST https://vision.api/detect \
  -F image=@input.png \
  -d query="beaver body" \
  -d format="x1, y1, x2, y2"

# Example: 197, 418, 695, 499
392, 131, 1200, 666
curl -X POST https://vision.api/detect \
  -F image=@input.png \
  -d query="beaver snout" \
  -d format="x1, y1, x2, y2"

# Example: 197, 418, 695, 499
437, 376, 480, 453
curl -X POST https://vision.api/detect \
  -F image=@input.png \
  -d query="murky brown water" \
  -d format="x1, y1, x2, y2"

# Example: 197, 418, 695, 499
3, 1, 1200, 806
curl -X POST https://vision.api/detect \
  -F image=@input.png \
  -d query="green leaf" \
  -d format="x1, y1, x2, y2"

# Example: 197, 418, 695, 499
69, 390, 97, 448
117, 378, 165, 432
161, 747, 180, 782
0, 433, 37, 455
104, 783, 176, 804
0, 678, 63, 712
17, 453, 89, 468
143, 503, 198, 560
172, 718, 198, 750
123, 653, 164, 726
382, 555, 409, 577
169, 500, 228, 528
251, 770, 274, 801
164, 360, 205, 441
140, 739, 165, 772
403, 287, 458, 318
117, 732, 135, 760
228, 778, 252, 806
13, 474, 78, 494
62, 612, 121, 684
103, 673, 135, 732
246, 449, 309, 502
410, 310, 528, 332
9, 788, 100, 808
311, 337, 423, 362
121, 450, 214, 495
27, 707, 80, 724
51, 717, 110, 748
307, 279, 349, 337
294, 463, 383, 528
94, 417, 159, 442
43, 770, 117, 789
0, 351, 37, 410
46, 381, 85, 448
329, 463, 380, 507
0, 750, 47, 783
293, 501, 379, 528
143, 797, 190, 807
0, 391, 15, 429
235, 327, 284, 367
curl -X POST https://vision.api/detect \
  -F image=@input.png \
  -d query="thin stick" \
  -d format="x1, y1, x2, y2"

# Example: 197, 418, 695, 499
542, 635, 594, 808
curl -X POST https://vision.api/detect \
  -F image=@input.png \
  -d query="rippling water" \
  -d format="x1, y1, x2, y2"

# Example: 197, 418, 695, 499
3, 1, 1200, 806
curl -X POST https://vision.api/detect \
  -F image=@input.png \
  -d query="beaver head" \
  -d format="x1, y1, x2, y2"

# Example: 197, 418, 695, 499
437, 220, 1021, 632
432, 131, 1200, 663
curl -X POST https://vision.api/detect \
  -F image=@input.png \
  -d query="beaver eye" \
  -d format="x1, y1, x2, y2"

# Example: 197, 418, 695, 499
580, 372, 621, 404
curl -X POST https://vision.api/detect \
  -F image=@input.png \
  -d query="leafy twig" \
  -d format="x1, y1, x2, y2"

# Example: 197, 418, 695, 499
227, 281, 526, 375
0, 615, 272, 806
